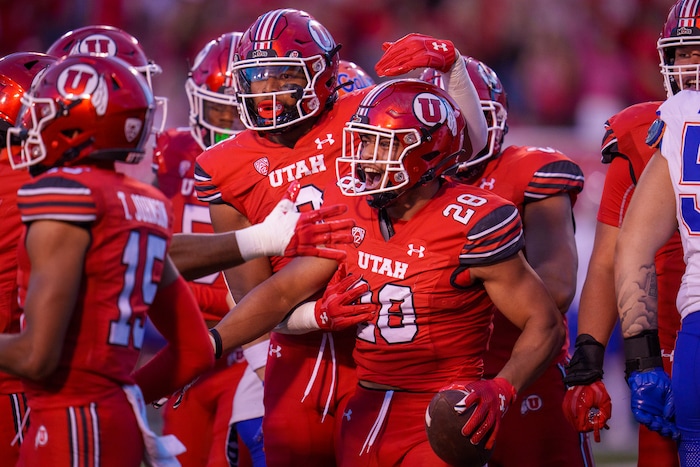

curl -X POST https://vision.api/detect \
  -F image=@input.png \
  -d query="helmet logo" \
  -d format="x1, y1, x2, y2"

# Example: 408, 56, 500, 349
124, 117, 143, 142
677, 26, 695, 35
57, 64, 110, 116
75, 34, 117, 57
308, 20, 334, 52
57, 64, 99, 98
413, 93, 447, 126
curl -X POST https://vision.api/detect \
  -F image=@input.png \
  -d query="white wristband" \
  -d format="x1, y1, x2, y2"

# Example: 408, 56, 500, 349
235, 198, 299, 261
243, 339, 270, 371
274, 301, 321, 335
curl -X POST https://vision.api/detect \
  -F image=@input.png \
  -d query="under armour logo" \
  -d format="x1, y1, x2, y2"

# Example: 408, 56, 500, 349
343, 409, 352, 421
319, 311, 329, 325
499, 393, 508, 414
315, 134, 335, 149
407, 244, 425, 258
479, 177, 495, 190
431, 41, 449, 52
269, 345, 282, 358
662, 348, 674, 362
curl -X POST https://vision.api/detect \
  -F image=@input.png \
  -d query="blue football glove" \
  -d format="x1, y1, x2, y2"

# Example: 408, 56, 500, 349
627, 368, 679, 440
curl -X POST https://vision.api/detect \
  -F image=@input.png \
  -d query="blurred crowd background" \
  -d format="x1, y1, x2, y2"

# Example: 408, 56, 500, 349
3, 0, 678, 463
3, 0, 672, 130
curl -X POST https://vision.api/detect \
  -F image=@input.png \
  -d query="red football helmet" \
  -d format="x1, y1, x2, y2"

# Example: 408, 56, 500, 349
233, 8, 340, 131
7, 55, 155, 173
185, 32, 244, 150
336, 79, 466, 208
47, 25, 166, 131
420, 57, 507, 168
0, 52, 56, 135
336, 60, 375, 98
658, 0, 700, 97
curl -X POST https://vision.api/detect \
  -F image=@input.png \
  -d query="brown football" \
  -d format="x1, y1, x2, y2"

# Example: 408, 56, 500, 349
425, 389, 492, 467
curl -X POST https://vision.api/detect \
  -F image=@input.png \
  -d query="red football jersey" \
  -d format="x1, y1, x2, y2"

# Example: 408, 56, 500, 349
464, 145, 584, 374
598, 101, 682, 355
16, 167, 173, 409
0, 153, 28, 394
155, 128, 229, 320
194, 90, 368, 274
324, 180, 524, 392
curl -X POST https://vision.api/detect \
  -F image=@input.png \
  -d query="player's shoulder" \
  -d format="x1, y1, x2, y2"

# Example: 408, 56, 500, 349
438, 179, 518, 213
608, 101, 661, 129
500, 145, 575, 166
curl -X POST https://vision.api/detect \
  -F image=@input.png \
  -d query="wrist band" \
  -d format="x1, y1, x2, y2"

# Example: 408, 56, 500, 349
623, 329, 663, 378
243, 339, 270, 371
210, 328, 223, 360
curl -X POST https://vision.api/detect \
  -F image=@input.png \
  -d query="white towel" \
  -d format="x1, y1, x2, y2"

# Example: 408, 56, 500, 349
122, 384, 186, 467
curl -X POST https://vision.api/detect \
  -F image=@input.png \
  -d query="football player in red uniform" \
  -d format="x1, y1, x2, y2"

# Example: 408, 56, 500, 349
223, 78, 564, 466
153, 32, 262, 467
562, 3, 686, 465
425, 58, 592, 466
0, 53, 354, 467
0, 54, 213, 467
0, 50, 56, 466
191, 9, 487, 466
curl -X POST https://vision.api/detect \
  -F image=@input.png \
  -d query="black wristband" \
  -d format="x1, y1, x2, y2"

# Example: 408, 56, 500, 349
623, 330, 664, 379
209, 328, 223, 360
563, 333, 605, 386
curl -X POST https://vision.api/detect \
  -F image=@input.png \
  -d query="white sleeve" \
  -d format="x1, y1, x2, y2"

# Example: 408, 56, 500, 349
441, 51, 488, 159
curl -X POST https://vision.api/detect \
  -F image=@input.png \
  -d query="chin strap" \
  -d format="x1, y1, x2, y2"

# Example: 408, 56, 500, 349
378, 208, 395, 241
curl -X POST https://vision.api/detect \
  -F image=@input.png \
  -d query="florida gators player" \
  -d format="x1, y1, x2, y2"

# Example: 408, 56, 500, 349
153, 31, 263, 467
563, 2, 688, 465
191, 9, 487, 466
423, 58, 591, 466
613, 1, 700, 464
0, 50, 56, 466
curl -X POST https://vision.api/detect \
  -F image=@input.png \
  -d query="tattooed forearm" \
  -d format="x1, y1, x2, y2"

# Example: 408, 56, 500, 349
616, 262, 658, 338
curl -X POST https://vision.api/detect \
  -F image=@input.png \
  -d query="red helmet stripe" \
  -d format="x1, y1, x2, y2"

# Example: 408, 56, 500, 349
680, 0, 700, 26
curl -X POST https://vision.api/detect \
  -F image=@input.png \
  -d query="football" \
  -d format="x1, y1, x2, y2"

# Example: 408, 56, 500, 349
425, 389, 492, 467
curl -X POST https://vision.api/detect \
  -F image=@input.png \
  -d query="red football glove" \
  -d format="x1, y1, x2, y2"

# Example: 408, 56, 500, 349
443, 377, 516, 450
562, 381, 612, 442
375, 33, 457, 77
314, 264, 377, 331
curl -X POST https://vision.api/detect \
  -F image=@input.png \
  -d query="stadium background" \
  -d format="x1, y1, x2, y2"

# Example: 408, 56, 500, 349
3, 0, 677, 464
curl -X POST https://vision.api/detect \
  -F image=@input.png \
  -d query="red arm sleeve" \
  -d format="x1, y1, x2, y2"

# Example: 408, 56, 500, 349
133, 275, 215, 403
